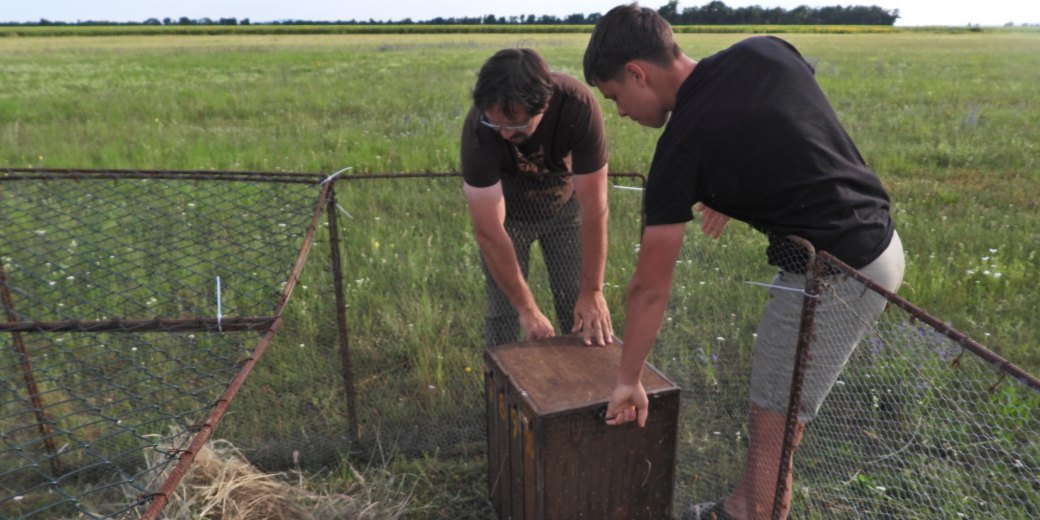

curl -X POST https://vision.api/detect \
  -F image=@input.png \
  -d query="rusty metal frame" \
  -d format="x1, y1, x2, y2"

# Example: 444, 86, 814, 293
138, 176, 334, 519
0, 316, 275, 333
818, 251, 1040, 393
768, 239, 1040, 520
771, 235, 821, 520
3, 168, 650, 518
1, 167, 339, 517
1, 262, 66, 475
330, 171, 647, 182
1, 167, 323, 184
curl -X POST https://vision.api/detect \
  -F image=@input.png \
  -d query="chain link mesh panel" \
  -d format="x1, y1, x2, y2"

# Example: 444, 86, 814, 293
660, 231, 1039, 519
2, 170, 321, 323
223, 174, 646, 464
2, 331, 259, 518
1, 169, 326, 518
793, 252, 1040, 519
5, 170, 1037, 518
653, 224, 774, 512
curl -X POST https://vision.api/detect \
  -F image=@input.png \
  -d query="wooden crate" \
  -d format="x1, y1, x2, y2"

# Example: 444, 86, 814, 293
485, 335, 680, 520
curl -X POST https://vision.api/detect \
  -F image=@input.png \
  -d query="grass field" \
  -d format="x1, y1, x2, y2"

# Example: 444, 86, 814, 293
2, 29, 1036, 366
2, 28, 1038, 518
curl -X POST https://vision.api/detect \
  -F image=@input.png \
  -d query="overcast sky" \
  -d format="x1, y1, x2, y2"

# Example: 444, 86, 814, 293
3, 1, 1037, 27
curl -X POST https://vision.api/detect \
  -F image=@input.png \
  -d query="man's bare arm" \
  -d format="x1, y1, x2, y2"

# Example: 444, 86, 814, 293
571, 165, 613, 345
464, 181, 554, 339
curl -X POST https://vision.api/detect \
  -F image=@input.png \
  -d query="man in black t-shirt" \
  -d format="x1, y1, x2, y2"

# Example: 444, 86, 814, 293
461, 48, 613, 347
584, 5, 905, 520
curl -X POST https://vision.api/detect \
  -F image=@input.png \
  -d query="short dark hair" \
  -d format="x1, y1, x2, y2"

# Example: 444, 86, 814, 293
472, 48, 553, 118
583, 3, 681, 84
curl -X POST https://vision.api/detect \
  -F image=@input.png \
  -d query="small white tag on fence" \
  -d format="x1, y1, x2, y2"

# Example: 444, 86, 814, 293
216, 276, 223, 332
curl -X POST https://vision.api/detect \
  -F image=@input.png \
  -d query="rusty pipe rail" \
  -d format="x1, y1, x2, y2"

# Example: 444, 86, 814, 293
1, 167, 323, 184
0, 316, 275, 333
819, 250, 1040, 393
1, 262, 66, 475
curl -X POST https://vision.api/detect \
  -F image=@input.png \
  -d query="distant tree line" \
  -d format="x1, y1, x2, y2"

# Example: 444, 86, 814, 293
1, 17, 249, 26
658, 1, 898, 25
2, 2, 900, 27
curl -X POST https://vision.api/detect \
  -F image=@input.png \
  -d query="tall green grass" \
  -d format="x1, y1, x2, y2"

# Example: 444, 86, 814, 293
2, 31, 1036, 367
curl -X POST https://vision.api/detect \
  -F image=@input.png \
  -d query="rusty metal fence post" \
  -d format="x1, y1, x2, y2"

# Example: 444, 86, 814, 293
326, 184, 360, 441
1, 262, 65, 476
772, 236, 822, 520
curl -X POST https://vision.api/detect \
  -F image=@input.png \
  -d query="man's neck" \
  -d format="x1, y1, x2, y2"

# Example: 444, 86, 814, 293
660, 55, 698, 111
676, 55, 697, 86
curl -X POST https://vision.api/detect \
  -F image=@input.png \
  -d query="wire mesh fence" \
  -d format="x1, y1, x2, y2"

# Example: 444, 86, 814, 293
1, 169, 329, 518
658, 228, 1040, 519
217, 173, 649, 464
795, 251, 1040, 519
3, 169, 1038, 519
1, 330, 265, 518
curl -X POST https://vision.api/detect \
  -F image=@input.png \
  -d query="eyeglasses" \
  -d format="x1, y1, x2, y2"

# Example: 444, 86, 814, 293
479, 112, 536, 133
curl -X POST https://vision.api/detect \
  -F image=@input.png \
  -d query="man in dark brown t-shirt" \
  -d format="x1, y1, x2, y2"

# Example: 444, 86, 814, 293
460, 48, 612, 347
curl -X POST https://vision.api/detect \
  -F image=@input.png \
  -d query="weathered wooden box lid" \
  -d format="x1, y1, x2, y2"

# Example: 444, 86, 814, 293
486, 335, 680, 418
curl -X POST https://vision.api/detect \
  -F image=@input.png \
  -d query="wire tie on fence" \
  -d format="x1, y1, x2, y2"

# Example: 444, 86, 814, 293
951, 347, 965, 367
743, 280, 820, 298
335, 203, 354, 219
612, 184, 644, 191
321, 166, 352, 186
988, 373, 1007, 394
165, 448, 190, 459
136, 492, 164, 505
215, 276, 223, 333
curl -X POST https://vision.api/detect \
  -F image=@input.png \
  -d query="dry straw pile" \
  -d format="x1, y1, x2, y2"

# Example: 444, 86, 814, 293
148, 437, 411, 520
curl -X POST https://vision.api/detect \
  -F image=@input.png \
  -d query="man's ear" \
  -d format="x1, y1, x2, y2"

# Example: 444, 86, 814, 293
623, 62, 648, 86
